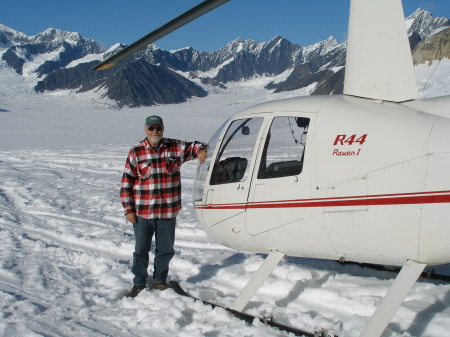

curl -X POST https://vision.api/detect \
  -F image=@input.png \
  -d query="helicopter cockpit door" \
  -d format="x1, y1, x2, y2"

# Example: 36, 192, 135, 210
200, 116, 265, 228
246, 115, 313, 236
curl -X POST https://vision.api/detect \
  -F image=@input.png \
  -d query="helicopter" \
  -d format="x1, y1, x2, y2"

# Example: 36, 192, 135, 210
94, 1, 450, 336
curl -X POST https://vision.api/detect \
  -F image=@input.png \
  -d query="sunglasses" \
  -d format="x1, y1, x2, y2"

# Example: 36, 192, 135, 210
147, 126, 163, 131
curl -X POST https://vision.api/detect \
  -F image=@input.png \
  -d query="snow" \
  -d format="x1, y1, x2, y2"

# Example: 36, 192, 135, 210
0, 24, 19, 34
429, 26, 449, 38
0, 24, 28, 43
405, 9, 424, 32
415, 58, 450, 98
330, 66, 345, 73
1, 63, 450, 337
183, 56, 236, 79
66, 53, 103, 69
302, 36, 342, 61
21, 48, 64, 77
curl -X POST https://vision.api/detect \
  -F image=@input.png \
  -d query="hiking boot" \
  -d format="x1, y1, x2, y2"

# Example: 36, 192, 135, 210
153, 282, 171, 291
126, 284, 146, 298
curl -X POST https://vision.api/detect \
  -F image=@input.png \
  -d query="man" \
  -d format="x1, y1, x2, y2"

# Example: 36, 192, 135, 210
120, 115, 207, 297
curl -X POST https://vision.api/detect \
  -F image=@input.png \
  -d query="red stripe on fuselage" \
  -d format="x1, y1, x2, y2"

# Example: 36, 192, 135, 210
195, 190, 450, 210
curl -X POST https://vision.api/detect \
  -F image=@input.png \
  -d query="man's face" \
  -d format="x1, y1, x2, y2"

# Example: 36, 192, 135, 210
145, 124, 164, 146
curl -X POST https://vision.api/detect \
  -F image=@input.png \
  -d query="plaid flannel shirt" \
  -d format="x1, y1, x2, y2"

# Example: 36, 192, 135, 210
120, 137, 206, 219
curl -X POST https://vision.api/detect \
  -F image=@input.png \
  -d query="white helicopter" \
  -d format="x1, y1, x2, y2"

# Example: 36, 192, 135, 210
95, 1, 450, 336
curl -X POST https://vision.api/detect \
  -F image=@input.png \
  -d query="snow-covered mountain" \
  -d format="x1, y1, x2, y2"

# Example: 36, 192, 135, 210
141, 35, 344, 87
32, 33, 346, 106
0, 25, 102, 77
406, 8, 450, 49
0, 8, 449, 107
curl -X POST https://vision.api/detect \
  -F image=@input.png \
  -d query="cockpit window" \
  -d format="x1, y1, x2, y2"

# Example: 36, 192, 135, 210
257, 117, 309, 179
210, 117, 263, 185
193, 119, 228, 202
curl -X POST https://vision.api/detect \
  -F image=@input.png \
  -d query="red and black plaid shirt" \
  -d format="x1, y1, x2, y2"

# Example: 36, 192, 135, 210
120, 137, 206, 219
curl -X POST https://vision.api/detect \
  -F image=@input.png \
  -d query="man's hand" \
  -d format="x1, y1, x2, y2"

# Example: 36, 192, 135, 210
125, 212, 138, 224
197, 149, 207, 164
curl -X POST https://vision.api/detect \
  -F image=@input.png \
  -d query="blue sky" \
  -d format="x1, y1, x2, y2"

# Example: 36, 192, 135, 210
1, 1, 449, 52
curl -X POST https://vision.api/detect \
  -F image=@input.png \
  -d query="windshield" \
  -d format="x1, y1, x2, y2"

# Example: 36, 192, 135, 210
193, 119, 229, 202
209, 117, 263, 185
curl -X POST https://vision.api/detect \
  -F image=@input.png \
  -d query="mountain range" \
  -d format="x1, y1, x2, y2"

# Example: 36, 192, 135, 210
0, 8, 449, 107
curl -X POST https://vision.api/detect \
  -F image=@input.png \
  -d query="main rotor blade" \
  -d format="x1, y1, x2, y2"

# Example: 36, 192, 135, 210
93, 0, 230, 71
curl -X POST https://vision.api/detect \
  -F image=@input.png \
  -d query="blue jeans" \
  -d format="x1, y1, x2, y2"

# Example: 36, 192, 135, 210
132, 217, 176, 285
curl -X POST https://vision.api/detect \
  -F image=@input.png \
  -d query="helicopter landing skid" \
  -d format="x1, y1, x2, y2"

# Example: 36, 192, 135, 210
168, 280, 330, 337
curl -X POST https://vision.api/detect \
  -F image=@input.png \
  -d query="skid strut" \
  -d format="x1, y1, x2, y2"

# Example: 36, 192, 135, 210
359, 259, 426, 337
230, 250, 285, 312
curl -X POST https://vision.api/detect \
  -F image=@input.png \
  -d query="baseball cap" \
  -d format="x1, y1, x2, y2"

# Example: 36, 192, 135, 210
145, 115, 164, 127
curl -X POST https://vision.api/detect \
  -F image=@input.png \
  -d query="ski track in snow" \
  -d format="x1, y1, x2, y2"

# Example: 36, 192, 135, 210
1, 66, 450, 336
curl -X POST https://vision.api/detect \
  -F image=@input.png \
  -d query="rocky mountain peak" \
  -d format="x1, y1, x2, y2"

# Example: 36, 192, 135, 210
224, 37, 258, 53
33, 28, 83, 45
0, 23, 19, 35
263, 35, 294, 51
0, 24, 102, 77
0, 24, 28, 46
406, 8, 450, 40
0, 24, 97, 48
300, 36, 343, 64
